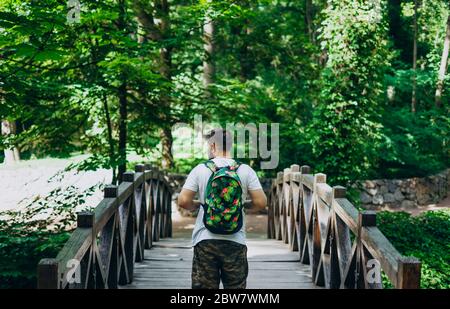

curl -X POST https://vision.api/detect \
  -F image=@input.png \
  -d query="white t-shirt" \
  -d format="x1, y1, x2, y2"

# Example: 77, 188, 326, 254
182, 157, 263, 246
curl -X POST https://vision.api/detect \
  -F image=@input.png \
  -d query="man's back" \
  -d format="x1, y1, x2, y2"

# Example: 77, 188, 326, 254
182, 157, 262, 246
177, 128, 267, 289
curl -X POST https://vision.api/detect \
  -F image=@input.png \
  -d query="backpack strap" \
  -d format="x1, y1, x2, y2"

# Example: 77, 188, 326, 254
204, 159, 241, 172
230, 160, 241, 171
204, 160, 217, 173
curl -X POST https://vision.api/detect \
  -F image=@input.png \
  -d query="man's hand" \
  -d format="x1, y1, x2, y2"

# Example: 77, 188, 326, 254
248, 189, 267, 211
178, 189, 199, 211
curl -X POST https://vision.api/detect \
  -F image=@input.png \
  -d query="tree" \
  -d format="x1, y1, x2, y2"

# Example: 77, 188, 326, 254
309, 0, 391, 184
411, 0, 419, 113
435, 15, 450, 108
1, 119, 20, 164
133, 0, 175, 170
203, 0, 216, 96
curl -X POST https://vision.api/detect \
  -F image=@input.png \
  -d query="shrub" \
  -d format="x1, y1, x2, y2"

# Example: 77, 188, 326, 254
0, 184, 98, 288
378, 209, 450, 289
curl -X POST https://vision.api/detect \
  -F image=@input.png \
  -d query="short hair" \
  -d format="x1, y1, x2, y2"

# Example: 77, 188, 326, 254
204, 128, 233, 153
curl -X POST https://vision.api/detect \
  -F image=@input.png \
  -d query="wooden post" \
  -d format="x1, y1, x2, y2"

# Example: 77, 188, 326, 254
274, 171, 283, 240
330, 186, 347, 288
282, 168, 291, 244
135, 164, 145, 173
123, 171, 135, 183
312, 173, 326, 285
77, 211, 96, 288
289, 164, 300, 251
77, 211, 95, 228
313, 173, 326, 189
359, 211, 376, 228
290, 164, 300, 172
298, 165, 311, 262
300, 165, 311, 174
37, 258, 59, 289
355, 211, 376, 288
332, 186, 346, 199
397, 257, 421, 289
104, 185, 118, 198
121, 171, 135, 283
276, 172, 283, 185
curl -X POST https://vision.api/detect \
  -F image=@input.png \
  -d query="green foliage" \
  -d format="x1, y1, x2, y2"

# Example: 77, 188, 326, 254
0, 0, 449, 289
378, 107, 450, 178
0, 229, 69, 288
378, 210, 450, 289
308, 0, 391, 185
0, 184, 99, 288
1, 0, 448, 181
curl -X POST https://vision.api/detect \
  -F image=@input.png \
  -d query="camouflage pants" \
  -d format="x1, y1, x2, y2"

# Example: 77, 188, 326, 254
191, 239, 248, 289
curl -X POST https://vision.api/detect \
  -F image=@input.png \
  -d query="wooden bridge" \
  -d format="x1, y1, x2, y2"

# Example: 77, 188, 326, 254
37, 164, 421, 289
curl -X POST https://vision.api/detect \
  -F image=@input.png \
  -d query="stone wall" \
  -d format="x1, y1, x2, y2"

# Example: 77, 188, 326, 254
355, 169, 450, 210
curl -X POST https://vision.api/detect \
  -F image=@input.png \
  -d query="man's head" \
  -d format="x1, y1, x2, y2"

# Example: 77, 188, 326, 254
204, 128, 233, 159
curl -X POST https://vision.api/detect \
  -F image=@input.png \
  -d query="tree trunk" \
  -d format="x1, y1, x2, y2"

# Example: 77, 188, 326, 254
230, 23, 253, 82
305, 0, 314, 43
435, 15, 450, 108
133, 0, 174, 169
203, 0, 215, 96
116, 0, 128, 183
411, 0, 418, 113
239, 27, 252, 81
117, 82, 128, 183
158, 0, 174, 169
161, 127, 174, 170
102, 93, 117, 184
1, 119, 20, 165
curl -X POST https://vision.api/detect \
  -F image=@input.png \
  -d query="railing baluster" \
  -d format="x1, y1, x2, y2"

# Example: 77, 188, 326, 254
122, 172, 136, 284
312, 173, 326, 286
268, 164, 421, 289
77, 211, 96, 288
37, 167, 172, 289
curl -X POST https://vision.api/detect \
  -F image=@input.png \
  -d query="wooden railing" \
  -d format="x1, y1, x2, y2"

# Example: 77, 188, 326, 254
268, 165, 421, 289
37, 164, 173, 289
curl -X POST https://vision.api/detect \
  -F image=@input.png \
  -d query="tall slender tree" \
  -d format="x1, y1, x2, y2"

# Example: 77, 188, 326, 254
411, 0, 419, 113
133, 0, 174, 170
203, 0, 216, 96
1, 119, 20, 164
435, 15, 450, 108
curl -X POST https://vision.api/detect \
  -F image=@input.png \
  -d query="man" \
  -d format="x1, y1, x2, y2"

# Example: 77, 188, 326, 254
178, 129, 267, 289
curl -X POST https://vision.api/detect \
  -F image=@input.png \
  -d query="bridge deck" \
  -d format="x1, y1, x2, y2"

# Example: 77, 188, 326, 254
120, 237, 319, 289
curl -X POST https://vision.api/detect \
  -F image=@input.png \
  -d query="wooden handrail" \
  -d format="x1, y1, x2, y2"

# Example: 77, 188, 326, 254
268, 164, 421, 289
37, 164, 173, 289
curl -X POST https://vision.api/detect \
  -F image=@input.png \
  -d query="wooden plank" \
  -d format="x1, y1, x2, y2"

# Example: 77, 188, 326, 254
117, 182, 134, 206
56, 228, 91, 273
120, 238, 321, 289
361, 227, 402, 285
290, 172, 301, 182
333, 198, 359, 234
301, 174, 314, 189
94, 199, 118, 233
316, 183, 332, 206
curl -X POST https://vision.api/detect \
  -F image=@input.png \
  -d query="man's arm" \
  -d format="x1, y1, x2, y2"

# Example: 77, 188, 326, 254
178, 189, 200, 211
248, 189, 267, 211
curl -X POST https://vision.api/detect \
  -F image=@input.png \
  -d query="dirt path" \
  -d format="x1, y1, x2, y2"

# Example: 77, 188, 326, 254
397, 196, 450, 216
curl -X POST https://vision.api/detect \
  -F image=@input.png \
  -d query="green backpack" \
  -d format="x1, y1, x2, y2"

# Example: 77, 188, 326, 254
202, 160, 244, 234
